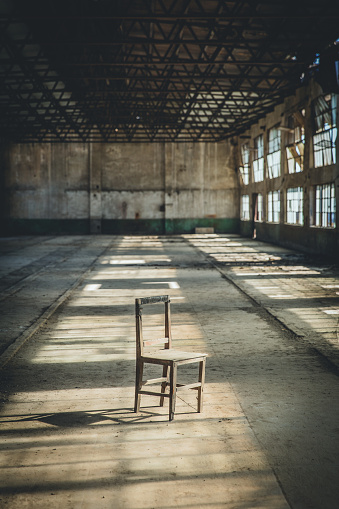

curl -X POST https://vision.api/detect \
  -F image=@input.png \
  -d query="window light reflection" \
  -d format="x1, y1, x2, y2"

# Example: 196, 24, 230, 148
109, 259, 146, 264
83, 284, 102, 291
142, 281, 180, 289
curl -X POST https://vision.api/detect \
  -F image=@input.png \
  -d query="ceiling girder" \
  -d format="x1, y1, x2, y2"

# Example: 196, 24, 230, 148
1, 0, 339, 143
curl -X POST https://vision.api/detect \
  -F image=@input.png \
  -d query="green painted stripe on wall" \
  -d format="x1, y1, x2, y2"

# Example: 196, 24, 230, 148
102, 219, 165, 235
164, 218, 239, 234
1, 219, 90, 235
103, 218, 239, 234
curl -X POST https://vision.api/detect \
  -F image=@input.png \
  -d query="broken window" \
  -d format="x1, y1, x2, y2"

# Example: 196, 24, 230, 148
286, 187, 304, 225
312, 94, 337, 167
253, 134, 264, 182
239, 143, 250, 185
311, 183, 336, 227
267, 127, 281, 178
267, 191, 281, 223
286, 110, 305, 173
241, 195, 250, 220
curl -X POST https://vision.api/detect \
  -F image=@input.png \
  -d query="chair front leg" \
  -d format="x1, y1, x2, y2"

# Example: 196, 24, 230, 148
134, 360, 144, 413
160, 365, 169, 407
197, 358, 206, 413
169, 363, 177, 421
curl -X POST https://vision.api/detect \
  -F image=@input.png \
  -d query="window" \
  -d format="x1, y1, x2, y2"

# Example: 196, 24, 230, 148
239, 144, 250, 185
254, 193, 264, 222
241, 195, 250, 220
253, 134, 264, 182
286, 187, 304, 225
286, 110, 305, 173
258, 194, 263, 222
313, 94, 337, 167
267, 191, 281, 223
314, 183, 336, 227
267, 127, 281, 178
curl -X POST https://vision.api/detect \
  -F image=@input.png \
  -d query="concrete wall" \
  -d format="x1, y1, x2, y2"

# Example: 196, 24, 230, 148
237, 80, 339, 258
1, 140, 239, 235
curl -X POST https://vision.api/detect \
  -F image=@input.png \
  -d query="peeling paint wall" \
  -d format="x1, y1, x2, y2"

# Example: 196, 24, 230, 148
164, 142, 238, 220
97, 143, 165, 222
5, 144, 89, 220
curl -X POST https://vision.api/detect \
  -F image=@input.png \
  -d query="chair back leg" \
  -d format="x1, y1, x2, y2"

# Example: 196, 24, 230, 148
169, 364, 177, 421
197, 358, 206, 413
134, 361, 144, 413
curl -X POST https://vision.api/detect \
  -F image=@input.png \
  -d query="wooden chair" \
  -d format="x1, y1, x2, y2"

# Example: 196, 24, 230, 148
134, 295, 207, 421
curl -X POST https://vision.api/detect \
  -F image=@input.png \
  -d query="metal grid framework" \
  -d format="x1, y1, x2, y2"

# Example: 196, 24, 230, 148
1, 0, 339, 143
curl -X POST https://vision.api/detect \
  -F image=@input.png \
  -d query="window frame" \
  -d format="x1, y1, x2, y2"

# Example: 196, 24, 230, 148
313, 183, 336, 228
312, 94, 337, 168
239, 143, 250, 185
254, 193, 264, 222
267, 190, 281, 223
286, 187, 304, 226
240, 194, 250, 221
267, 127, 281, 178
286, 110, 305, 174
253, 134, 264, 182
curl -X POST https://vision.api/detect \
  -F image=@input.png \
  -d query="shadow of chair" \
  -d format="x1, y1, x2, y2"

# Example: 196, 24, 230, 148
134, 295, 207, 421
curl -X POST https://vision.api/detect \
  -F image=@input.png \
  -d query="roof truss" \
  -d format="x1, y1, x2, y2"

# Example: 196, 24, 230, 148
1, 0, 339, 143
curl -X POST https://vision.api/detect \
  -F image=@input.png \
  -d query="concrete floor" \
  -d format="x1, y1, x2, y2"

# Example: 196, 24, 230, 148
0, 234, 338, 509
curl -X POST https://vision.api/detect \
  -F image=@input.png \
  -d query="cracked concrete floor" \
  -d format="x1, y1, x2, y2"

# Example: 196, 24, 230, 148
0, 235, 338, 509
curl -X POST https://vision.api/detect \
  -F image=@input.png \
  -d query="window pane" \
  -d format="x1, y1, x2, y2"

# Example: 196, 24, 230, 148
256, 194, 263, 222
314, 183, 336, 227
240, 144, 250, 185
253, 135, 264, 182
286, 141, 304, 173
267, 128, 281, 178
267, 191, 280, 223
286, 187, 303, 225
313, 95, 337, 168
241, 195, 250, 221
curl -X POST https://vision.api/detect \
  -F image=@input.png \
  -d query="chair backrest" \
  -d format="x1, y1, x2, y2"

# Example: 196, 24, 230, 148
135, 295, 172, 358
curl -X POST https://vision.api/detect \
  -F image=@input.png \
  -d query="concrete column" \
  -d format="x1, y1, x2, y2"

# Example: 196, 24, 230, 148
89, 143, 102, 233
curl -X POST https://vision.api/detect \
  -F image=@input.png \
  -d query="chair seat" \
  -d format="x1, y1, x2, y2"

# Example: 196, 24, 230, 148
141, 348, 207, 364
